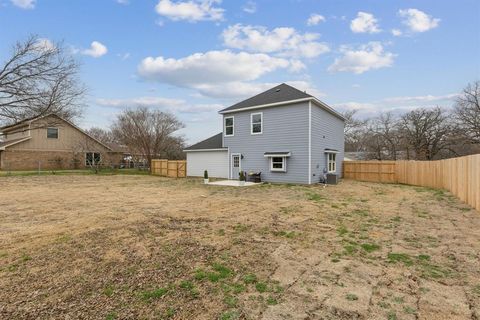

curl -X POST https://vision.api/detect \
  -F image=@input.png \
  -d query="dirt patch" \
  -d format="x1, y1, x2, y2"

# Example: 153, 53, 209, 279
0, 175, 479, 319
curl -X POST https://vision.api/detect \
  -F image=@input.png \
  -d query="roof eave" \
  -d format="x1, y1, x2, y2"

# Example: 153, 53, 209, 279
218, 97, 346, 121
218, 97, 312, 114
183, 148, 228, 152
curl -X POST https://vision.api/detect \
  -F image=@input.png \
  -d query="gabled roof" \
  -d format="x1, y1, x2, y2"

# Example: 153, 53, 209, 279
184, 132, 225, 151
218, 83, 345, 121
0, 113, 114, 151
219, 83, 312, 113
0, 137, 32, 150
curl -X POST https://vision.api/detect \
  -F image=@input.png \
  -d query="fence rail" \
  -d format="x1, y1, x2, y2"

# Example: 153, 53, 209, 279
343, 154, 480, 211
151, 159, 186, 178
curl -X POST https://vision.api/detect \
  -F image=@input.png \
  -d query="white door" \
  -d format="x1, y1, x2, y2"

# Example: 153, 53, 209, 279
231, 154, 241, 179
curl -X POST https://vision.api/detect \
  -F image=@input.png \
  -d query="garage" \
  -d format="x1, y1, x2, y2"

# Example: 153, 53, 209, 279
183, 133, 229, 178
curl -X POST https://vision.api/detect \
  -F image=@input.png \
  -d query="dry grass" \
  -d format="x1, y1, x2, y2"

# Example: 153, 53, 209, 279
0, 175, 479, 319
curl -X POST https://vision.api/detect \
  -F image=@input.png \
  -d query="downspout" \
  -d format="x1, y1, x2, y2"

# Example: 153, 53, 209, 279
308, 101, 312, 184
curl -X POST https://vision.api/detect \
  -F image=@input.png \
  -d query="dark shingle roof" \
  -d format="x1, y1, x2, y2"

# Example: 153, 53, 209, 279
219, 83, 312, 113
184, 132, 225, 151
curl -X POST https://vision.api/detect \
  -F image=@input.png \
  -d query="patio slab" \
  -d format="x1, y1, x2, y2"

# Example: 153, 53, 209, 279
207, 180, 260, 187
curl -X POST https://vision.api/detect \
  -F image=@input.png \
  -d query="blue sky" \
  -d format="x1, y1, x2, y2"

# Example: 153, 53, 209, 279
1, 0, 479, 143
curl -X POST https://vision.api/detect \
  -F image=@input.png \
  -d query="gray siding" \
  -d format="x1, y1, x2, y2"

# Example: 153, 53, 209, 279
223, 102, 310, 184
311, 102, 345, 181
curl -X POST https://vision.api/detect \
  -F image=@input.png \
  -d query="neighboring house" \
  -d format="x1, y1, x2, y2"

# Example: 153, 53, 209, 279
0, 114, 123, 170
184, 84, 345, 184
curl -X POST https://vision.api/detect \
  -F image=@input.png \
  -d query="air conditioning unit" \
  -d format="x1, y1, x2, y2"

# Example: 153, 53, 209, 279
326, 173, 338, 185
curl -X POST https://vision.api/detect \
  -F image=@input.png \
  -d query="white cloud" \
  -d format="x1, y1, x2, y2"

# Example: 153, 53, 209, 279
116, 0, 129, 4
155, 0, 224, 22
383, 93, 459, 104
82, 41, 108, 58
398, 8, 440, 32
243, 1, 256, 14
34, 38, 55, 52
307, 13, 325, 26
391, 29, 402, 36
328, 42, 395, 74
350, 12, 381, 33
11, 0, 35, 9
96, 96, 222, 114
222, 24, 330, 58
193, 80, 323, 99
334, 93, 458, 116
138, 50, 295, 86
117, 53, 131, 60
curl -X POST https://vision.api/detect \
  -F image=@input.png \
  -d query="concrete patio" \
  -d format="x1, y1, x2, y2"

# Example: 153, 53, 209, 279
207, 180, 260, 187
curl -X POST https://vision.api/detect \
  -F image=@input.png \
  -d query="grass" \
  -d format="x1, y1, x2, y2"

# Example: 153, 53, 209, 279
255, 282, 268, 293
220, 310, 240, 320
346, 293, 359, 301
103, 285, 114, 297
140, 287, 169, 302
243, 273, 257, 284
0, 168, 150, 177
361, 243, 381, 253
387, 253, 413, 266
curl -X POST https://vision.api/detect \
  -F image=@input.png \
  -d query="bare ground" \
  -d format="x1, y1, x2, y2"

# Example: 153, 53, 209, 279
0, 175, 479, 320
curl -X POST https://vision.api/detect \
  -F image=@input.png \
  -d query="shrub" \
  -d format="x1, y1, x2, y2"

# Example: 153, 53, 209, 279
204, 170, 208, 179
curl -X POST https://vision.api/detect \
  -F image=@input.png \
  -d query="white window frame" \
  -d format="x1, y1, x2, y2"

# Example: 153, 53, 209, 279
250, 112, 263, 135
224, 116, 234, 137
328, 153, 336, 173
270, 156, 286, 172
46, 127, 59, 139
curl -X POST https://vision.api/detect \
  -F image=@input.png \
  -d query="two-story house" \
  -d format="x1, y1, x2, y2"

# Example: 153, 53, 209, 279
184, 84, 345, 184
0, 114, 123, 171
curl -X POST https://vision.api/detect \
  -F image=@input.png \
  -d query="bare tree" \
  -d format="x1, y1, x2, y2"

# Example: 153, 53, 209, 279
343, 110, 368, 152
0, 35, 85, 132
111, 107, 185, 167
368, 112, 404, 160
85, 127, 118, 145
454, 81, 480, 144
399, 107, 456, 160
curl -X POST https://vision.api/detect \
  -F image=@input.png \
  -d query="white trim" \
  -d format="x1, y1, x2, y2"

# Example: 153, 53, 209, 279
328, 153, 337, 173
324, 150, 339, 154
308, 101, 312, 184
183, 148, 228, 152
230, 153, 241, 179
224, 116, 234, 137
218, 97, 346, 121
250, 112, 263, 135
0, 136, 31, 150
264, 152, 291, 157
270, 156, 287, 172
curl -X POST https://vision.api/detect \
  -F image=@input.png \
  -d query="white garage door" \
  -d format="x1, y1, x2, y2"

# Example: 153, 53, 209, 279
186, 150, 228, 178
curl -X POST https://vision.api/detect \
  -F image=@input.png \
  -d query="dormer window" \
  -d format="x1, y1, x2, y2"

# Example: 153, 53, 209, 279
47, 127, 59, 139
251, 112, 263, 135
224, 116, 234, 136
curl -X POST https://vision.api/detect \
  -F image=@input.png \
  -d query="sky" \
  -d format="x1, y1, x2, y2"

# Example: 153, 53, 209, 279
1, 0, 479, 143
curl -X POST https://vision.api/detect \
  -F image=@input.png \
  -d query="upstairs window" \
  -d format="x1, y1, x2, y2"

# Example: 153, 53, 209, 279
328, 153, 336, 173
225, 116, 234, 136
251, 112, 263, 134
47, 127, 59, 139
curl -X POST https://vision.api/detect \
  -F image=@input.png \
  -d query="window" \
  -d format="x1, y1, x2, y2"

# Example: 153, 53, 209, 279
233, 155, 240, 168
224, 116, 234, 136
251, 112, 263, 134
270, 157, 286, 172
85, 152, 101, 166
47, 127, 59, 139
328, 153, 336, 173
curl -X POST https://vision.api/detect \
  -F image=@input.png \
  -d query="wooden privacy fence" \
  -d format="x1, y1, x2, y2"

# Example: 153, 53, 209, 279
343, 154, 480, 211
151, 159, 186, 178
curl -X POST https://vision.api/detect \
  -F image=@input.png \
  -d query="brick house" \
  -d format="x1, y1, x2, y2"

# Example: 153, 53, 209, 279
0, 114, 124, 170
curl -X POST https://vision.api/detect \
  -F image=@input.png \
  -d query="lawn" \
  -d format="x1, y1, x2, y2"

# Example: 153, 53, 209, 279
0, 175, 479, 319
